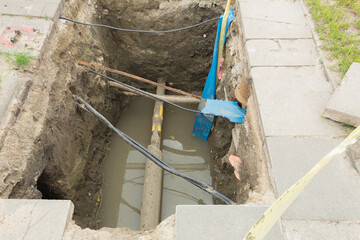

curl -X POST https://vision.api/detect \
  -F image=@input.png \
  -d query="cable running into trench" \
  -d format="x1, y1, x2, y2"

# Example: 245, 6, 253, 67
59, 16, 220, 33
86, 68, 210, 115
74, 96, 235, 205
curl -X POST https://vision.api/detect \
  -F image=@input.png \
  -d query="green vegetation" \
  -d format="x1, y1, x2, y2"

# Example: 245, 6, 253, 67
12, 52, 31, 68
307, 0, 360, 76
219, 180, 225, 186
0, 51, 32, 69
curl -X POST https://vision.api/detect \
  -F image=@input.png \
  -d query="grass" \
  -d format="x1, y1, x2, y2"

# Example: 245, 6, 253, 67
0, 51, 32, 69
12, 52, 31, 68
307, 0, 360, 76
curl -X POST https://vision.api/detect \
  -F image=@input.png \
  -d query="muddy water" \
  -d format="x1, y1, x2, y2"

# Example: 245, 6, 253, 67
98, 97, 213, 230
98, 98, 153, 229
161, 104, 213, 220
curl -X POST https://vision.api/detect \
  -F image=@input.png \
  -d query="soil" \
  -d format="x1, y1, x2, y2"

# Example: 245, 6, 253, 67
207, 16, 276, 205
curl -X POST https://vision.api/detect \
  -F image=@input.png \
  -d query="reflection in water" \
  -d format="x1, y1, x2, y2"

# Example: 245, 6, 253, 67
98, 98, 213, 229
98, 98, 153, 230
161, 104, 213, 221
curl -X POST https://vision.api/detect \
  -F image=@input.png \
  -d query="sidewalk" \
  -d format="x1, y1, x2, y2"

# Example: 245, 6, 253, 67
240, 0, 360, 238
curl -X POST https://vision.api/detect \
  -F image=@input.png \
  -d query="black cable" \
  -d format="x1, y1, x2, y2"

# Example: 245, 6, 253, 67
74, 96, 235, 205
59, 16, 220, 34
86, 68, 211, 115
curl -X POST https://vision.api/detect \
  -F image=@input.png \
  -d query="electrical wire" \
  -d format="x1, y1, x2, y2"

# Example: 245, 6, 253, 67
74, 96, 235, 205
59, 16, 220, 34
86, 68, 211, 115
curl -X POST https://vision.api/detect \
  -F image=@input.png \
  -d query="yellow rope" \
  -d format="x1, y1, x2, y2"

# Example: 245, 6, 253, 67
216, 0, 232, 83
244, 125, 360, 239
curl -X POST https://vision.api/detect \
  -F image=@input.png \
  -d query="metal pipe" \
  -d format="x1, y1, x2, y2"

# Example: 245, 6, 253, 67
110, 82, 200, 104
139, 80, 165, 230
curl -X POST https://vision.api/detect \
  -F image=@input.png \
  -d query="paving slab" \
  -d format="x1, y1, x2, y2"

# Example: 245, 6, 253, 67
0, 59, 23, 125
0, 0, 62, 18
176, 205, 284, 240
268, 137, 360, 221
0, 199, 74, 240
251, 67, 346, 137
246, 39, 317, 67
323, 63, 360, 127
239, 0, 312, 39
0, 15, 52, 55
283, 220, 360, 240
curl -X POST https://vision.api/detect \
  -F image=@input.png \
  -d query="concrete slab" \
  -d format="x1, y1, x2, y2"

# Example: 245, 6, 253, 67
0, 15, 52, 55
324, 63, 360, 127
0, 0, 62, 18
0, 199, 74, 240
176, 205, 284, 240
246, 39, 317, 67
268, 137, 360, 221
251, 67, 345, 137
41, 3, 60, 18
239, 0, 312, 39
0, 58, 23, 125
283, 220, 360, 240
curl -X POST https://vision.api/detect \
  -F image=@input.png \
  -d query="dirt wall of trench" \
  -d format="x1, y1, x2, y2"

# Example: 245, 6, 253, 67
0, 0, 130, 228
208, 2, 276, 204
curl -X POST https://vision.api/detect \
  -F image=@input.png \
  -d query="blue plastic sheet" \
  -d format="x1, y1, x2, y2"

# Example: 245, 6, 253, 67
201, 99, 246, 123
192, 10, 235, 140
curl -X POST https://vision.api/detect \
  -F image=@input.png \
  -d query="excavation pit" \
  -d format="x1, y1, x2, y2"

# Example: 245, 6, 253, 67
34, 0, 240, 229
2, 0, 261, 232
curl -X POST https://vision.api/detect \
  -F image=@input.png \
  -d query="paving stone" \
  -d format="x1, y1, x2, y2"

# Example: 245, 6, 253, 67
246, 39, 317, 67
268, 137, 360, 221
283, 220, 360, 240
0, 1, 42, 17
0, 59, 22, 125
251, 67, 345, 137
0, 0, 61, 18
239, 0, 312, 39
0, 199, 74, 240
176, 205, 284, 240
41, 3, 60, 18
323, 63, 360, 127
0, 16, 52, 54
27, 2, 47, 17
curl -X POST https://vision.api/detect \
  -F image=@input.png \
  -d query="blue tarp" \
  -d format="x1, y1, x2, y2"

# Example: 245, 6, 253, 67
201, 99, 246, 123
192, 10, 236, 140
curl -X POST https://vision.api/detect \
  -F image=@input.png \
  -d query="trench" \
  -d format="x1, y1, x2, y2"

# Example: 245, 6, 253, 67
33, 0, 241, 229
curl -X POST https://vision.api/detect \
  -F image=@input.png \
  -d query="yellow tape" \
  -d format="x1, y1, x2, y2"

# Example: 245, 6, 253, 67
160, 105, 163, 120
217, 0, 232, 82
244, 125, 360, 240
